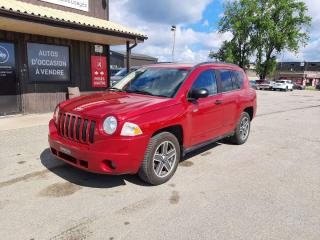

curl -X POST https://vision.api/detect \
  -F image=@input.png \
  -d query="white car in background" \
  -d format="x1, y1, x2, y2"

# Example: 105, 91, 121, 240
273, 80, 294, 91
256, 80, 275, 90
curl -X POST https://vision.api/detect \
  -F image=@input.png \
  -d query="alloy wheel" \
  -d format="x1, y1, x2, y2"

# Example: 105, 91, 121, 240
153, 141, 177, 178
239, 116, 250, 140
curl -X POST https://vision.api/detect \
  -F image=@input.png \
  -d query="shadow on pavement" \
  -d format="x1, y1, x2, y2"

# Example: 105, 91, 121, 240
40, 148, 151, 188
41, 140, 225, 188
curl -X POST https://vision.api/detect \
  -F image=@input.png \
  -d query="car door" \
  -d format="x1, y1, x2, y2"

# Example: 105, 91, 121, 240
187, 69, 224, 146
218, 70, 240, 133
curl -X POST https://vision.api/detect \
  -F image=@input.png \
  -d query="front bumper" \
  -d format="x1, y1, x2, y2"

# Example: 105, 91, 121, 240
48, 119, 149, 175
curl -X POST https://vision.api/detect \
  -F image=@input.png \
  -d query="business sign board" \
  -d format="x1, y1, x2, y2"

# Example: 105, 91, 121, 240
0, 42, 15, 81
40, 0, 89, 12
91, 56, 108, 88
27, 43, 70, 82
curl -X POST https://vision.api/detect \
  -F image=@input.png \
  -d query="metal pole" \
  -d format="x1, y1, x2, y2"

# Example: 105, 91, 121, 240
171, 25, 176, 62
126, 41, 130, 74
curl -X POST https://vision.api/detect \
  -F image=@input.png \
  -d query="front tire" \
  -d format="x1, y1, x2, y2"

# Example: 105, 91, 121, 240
230, 112, 251, 145
138, 132, 180, 185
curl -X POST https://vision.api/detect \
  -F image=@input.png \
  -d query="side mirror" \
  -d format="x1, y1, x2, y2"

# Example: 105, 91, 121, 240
188, 88, 209, 100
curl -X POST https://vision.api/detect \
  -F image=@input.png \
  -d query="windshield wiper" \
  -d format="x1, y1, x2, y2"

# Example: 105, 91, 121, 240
126, 90, 168, 98
107, 87, 124, 92
126, 89, 154, 96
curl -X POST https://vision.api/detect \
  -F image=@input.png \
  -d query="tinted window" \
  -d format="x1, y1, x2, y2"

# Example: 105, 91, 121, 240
191, 70, 217, 95
232, 71, 244, 89
220, 70, 234, 92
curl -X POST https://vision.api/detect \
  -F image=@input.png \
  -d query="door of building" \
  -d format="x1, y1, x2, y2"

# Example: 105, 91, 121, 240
0, 42, 20, 116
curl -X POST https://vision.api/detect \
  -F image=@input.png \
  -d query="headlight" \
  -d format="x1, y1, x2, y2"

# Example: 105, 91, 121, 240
103, 116, 118, 135
54, 105, 60, 124
120, 122, 143, 136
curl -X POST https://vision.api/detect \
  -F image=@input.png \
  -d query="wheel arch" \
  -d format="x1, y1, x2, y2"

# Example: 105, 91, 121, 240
243, 106, 254, 120
152, 125, 184, 147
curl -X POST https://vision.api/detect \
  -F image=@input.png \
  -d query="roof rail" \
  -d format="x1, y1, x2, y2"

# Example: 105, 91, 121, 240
193, 61, 239, 68
186, 61, 239, 73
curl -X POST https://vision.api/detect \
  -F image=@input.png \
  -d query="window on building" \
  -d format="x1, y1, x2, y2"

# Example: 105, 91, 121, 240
191, 70, 217, 95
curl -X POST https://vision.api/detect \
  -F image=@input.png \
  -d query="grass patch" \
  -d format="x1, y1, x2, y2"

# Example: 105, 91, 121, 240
305, 86, 316, 91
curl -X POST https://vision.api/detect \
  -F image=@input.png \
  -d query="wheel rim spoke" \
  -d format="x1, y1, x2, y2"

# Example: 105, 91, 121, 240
163, 141, 169, 154
163, 161, 171, 171
154, 154, 163, 162
167, 149, 176, 159
155, 162, 164, 175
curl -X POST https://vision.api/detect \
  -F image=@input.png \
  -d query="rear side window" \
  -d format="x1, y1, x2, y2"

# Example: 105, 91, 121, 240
232, 71, 244, 89
191, 70, 217, 95
220, 70, 234, 92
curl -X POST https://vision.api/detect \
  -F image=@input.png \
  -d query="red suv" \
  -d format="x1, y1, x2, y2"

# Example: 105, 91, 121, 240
49, 62, 256, 185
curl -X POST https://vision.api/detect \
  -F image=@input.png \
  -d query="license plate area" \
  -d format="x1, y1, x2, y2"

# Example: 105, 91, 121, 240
60, 146, 71, 155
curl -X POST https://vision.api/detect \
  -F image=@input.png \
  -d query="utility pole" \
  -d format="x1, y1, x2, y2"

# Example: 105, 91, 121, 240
171, 25, 176, 62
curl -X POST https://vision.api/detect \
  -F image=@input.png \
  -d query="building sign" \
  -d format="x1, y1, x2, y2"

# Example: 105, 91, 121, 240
27, 43, 70, 82
40, 0, 89, 12
91, 56, 107, 88
0, 42, 15, 81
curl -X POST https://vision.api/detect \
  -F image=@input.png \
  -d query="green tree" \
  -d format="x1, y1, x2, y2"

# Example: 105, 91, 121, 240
217, 0, 311, 79
218, 0, 257, 68
253, 0, 311, 79
208, 40, 235, 63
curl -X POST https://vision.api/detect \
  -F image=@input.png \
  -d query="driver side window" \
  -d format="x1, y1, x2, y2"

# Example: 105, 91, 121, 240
191, 70, 217, 95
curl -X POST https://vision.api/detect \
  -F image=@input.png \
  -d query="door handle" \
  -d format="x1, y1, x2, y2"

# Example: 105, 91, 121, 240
215, 99, 223, 105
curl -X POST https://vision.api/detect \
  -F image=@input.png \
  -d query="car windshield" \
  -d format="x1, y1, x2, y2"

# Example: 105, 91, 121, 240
112, 67, 189, 98
114, 68, 128, 77
276, 81, 285, 83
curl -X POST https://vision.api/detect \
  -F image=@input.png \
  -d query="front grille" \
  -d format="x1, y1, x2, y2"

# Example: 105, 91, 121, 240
57, 112, 96, 144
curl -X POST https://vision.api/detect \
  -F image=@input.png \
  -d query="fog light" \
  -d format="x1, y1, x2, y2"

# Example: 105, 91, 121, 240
102, 160, 117, 170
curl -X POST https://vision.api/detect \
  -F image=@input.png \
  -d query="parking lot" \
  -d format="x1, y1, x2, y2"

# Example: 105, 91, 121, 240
0, 90, 319, 240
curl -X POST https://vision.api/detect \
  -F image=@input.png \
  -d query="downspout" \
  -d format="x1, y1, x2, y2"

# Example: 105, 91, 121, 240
126, 38, 138, 73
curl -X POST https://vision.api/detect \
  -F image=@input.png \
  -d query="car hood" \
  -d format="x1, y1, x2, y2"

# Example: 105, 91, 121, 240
60, 91, 175, 120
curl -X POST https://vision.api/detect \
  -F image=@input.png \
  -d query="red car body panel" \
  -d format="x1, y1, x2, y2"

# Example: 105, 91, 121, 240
48, 63, 256, 175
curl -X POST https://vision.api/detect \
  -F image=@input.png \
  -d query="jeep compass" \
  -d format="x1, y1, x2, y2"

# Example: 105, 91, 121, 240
49, 62, 257, 185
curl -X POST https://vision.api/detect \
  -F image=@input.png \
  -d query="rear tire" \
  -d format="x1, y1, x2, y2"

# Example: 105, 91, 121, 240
230, 112, 251, 145
138, 132, 180, 185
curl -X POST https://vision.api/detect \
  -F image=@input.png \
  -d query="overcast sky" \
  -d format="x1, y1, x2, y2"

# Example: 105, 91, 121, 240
110, 0, 320, 63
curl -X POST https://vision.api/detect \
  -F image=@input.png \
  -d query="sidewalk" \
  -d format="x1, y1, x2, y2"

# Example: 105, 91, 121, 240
0, 113, 52, 131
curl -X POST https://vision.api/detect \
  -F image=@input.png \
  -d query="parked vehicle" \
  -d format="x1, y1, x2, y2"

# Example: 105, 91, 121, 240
249, 80, 257, 90
293, 83, 305, 90
49, 62, 257, 185
273, 80, 294, 91
256, 80, 275, 90
110, 68, 121, 77
110, 66, 140, 86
